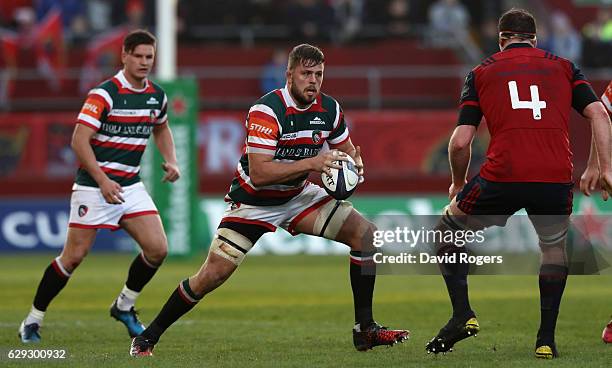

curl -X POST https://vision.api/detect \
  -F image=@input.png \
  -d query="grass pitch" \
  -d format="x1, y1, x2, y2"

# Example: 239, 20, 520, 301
0, 254, 610, 367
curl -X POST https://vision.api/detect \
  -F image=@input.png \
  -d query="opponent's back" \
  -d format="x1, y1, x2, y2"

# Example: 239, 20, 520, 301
468, 44, 589, 182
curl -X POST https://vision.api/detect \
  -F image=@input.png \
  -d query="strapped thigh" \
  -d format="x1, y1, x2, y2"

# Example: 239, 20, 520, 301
314, 200, 354, 239
529, 214, 570, 247
211, 220, 271, 265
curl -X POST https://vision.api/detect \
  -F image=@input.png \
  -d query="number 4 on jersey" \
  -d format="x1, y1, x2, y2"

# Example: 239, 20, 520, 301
508, 81, 547, 120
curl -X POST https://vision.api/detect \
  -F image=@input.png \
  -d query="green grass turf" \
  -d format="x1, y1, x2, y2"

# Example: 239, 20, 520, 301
0, 254, 610, 367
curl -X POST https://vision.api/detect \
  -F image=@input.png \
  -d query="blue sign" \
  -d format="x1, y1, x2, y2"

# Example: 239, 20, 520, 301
0, 199, 134, 252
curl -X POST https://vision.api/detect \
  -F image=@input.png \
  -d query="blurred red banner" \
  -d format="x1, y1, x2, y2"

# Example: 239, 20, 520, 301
0, 110, 589, 196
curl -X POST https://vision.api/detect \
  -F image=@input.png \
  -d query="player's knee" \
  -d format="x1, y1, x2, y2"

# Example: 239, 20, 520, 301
537, 228, 568, 249
360, 221, 378, 251
146, 247, 167, 266
60, 250, 88, 272
192, 258, 234, 295
141, 236, 168, 265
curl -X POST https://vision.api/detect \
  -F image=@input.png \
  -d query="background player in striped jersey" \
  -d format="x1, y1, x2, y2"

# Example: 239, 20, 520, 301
19, 30, 180, 343
424, 9, 612, 358
579, 80, 612, 344
129, 44, 409, 356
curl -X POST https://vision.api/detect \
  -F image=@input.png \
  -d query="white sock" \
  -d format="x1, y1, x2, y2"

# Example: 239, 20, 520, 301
116, 285, 140, 311
24, 306, 45, 326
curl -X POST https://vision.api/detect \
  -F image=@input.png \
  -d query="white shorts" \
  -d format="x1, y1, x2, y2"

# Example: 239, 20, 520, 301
68, 182, 158, 230
221, 182, 333, 235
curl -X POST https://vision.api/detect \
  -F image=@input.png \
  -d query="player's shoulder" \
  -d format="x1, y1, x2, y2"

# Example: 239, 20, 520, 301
541, 50, 575, 70
85, 79, 116, 108
319, 92, 341, 111
91, 78, 118, 96
251, 89, 285, 116
255, 89, 283, 106
148, 80, 166, 96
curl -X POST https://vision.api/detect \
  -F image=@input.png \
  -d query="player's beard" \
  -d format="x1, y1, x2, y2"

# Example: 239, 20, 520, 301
290, 81, 317, 107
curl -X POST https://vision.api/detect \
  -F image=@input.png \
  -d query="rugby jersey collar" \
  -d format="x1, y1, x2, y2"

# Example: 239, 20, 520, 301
115, 70, 150, 93
280, 85, 318, 111
504, 42, 533, 50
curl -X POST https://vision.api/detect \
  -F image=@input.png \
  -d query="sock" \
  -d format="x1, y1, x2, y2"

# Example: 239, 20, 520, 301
32, 257, 72, 312
438, 244, 473, 319
125, 253, 160, 292
349, 251, 375, 329
24, 306, 45, 326
538, 264, 568, 341
141, 279, 203, 343
116, 285, 140, 311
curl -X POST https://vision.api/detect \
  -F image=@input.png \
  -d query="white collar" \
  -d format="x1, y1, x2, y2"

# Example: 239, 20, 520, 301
115, 70, 149, 92
281, 85, 317, 111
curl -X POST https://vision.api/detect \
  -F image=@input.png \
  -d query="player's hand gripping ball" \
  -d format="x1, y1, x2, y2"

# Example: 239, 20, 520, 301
321, 153, 360, 200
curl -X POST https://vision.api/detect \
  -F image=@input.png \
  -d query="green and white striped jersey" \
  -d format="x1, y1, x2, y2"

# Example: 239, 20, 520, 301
226, 86, 349, 206
74, 70, 167, 188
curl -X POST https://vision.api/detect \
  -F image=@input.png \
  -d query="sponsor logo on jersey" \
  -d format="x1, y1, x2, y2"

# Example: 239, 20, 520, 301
81, 98, 104, 119
249, 123, 273, 135
275, 147, 321, 158
310, 116, 325, 125
78, 205, 88, 217
312, 130, 323, 144
83, 103, 99, 114
101, 123, 154, 135
280, 132, 298, 140
146, 97, 159, 105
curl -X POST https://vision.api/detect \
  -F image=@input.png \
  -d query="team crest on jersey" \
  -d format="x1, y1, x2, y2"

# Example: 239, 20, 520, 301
78, 205, 88, 217
149, 109, 158, 123
312, 130, 323, 144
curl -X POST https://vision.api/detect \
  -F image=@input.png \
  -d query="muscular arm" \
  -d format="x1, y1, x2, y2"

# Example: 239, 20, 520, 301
152, 123, 180, 183
152, 123, 177, 165
580, 133, 601, 196
448, 125, 477, 185
248, 153, 316, 187
586, 134, 598, 169
584, 101, 612, 173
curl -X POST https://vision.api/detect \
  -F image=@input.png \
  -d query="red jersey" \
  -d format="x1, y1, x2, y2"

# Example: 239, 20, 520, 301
457, 43, 599, 183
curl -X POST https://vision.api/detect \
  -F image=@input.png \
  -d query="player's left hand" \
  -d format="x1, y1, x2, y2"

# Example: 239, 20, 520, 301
161, 162, 181, 183
579, 166, 600, 197
352, 145, 365, 184
600, 171, 612, 201
448, 181, 466, 200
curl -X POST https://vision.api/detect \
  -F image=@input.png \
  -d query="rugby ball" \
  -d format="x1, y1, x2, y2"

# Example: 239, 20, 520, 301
321, 154, 360, 200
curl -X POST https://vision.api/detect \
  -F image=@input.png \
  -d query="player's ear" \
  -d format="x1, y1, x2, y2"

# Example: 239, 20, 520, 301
285, 69, 292, 85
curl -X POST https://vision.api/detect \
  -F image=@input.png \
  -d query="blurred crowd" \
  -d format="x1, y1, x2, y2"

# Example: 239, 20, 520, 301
0, 0, 153, 45
0, 0, 610, 67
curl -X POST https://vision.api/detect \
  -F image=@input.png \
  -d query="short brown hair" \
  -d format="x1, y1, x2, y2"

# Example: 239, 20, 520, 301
287, 44, 324, 70
123, 29, 156, 53
498, 8, 537, 39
